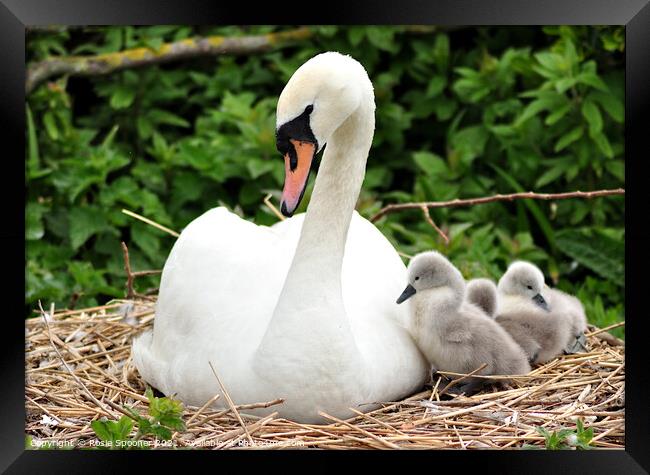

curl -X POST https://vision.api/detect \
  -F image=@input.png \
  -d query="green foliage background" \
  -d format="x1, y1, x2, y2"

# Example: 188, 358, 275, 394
26, 26, 625, 337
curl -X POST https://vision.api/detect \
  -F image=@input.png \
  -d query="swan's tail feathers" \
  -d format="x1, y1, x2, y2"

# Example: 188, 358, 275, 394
132, 330, 166, 395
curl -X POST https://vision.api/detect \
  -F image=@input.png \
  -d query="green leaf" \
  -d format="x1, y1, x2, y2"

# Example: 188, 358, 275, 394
246, 158, 275, 179
545, 103, 572, 125
26, 202, 46, 240
605, 161, 624, 181
535, 163, 569, 188
516, 93, 566, 126
492, 165, 556, 251
366, 27, 398, 52
433, 96, 457, 121
115, 416, 134, 439
554, 77, 577, 94
43, 111, 59, 140
156, 414, 185, 431
149, 425, 172, 440
131, 225, 161, 262
26, 104, 40, 169
581, 100, 603, 134
412, 151, 447, 177
69, 207, 110, 250
534, 52, 567, 73
433, 33, 450, 70
91, 419, 115, 442
449, 126, 489, 166
555, 229, 624, 286
101, 124, 120, 149
148, 109, 190, 128
110, 86, 136, 109
589, 91, 623, 123
554, 126, 584, 152
426, 75, 447, 98
137, 116, 154, 139
591, 131, 614, 158
577, 71, 609, 92
347, 27, 365, 46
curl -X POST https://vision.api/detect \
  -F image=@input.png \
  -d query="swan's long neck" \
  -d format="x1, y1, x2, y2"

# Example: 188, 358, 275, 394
289, 103, 373, 284
253, 91, 374, 382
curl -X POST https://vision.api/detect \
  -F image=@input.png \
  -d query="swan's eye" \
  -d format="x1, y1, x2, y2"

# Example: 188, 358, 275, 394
287, 143, 298, 170
414, 276, 420, 281
305, 105, 314, 114
526, 285, 533, 290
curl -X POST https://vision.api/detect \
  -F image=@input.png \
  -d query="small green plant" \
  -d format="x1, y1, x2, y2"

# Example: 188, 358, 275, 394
523, 418, 594, 450
89, 387, 185, 449
90, 415, 135, 448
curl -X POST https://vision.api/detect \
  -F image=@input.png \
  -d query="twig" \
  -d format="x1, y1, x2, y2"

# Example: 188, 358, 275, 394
132, 270, 162, 277
586, 321, 625, 338
121, 242, 135, 300
192, 398, 284, 427
121, 209, 180, 237
208, 361, 254, 445
318, 411, 402, 449
26, 27, 312, 94
370, 188, 625, 223
218, 412, 279, 449
185, 394, 221, 428
420, 205, 449, 245
263, 193, 285, 221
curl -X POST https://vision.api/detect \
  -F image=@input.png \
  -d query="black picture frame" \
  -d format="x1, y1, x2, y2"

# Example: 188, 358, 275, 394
6, 1, 647, 472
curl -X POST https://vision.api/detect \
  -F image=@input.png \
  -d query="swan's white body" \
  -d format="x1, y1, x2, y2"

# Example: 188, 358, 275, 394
132, 52, 429, 423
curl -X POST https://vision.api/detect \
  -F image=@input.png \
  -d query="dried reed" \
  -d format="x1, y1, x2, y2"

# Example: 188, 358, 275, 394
25, 298, 624, 450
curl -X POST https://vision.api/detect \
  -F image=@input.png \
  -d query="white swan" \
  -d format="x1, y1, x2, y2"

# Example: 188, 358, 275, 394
132, 52, 429, 423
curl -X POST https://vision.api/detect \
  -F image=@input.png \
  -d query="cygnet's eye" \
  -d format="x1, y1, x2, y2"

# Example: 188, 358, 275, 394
414, 276, 420, 281
526, 285, 533, 290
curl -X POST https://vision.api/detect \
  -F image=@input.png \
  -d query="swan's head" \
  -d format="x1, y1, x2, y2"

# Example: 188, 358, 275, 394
396, 251, 465, 305
497, 261, 549, 311
275, 51, 373, 216
466, 278, 498, 317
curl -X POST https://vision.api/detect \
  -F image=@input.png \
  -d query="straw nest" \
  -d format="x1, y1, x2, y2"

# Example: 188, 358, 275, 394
26, 298, 624, 450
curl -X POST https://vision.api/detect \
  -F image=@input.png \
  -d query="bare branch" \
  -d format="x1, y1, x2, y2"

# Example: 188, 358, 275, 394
26, 27, 312, 94
370, 188, 625, 223
420, 205, 449, 245
121, 242, 163, 300
25, 25, 466, 94
121, 242, 135, 300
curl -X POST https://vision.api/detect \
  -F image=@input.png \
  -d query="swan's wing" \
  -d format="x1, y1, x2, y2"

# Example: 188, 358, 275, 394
341, 211, 410, 326
339, 212, 429, 400
135, 207, 298, 400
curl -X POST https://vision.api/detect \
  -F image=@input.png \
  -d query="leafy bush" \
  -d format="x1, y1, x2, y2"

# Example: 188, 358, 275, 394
25, 26, 624, 337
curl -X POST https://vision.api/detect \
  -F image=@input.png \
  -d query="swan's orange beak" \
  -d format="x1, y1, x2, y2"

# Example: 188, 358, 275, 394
280, 139, 316, 217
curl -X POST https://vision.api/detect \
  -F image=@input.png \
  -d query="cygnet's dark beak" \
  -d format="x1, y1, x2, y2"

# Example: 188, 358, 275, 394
396, 284, 417, 304
532, 293, 549, 311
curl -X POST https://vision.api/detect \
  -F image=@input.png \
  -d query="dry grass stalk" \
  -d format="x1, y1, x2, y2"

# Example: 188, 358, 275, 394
26, 297, 624, 450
